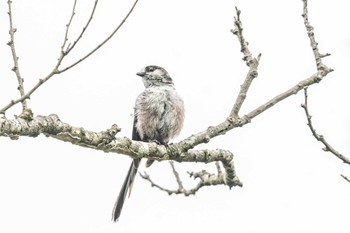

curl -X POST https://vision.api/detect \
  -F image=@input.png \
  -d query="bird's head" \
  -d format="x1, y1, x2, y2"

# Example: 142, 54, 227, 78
136, 65, 173, 87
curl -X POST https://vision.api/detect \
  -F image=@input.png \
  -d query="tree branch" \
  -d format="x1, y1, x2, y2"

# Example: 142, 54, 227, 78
302, 0, 331, 71
341, 174, 350, 184
230, 7, 261, 117
0, 114, 120, 145
169, 161, 185, 191
177, 1, 333, 154
65, 0, 98, 54
140, 171, 185, 196
60, 0, 78, 54
300, 1, 348, 166
0, 113, 242, 188
0, 0, 138, 115
7, 0, 27, 111
140, 2, 334, 194
140, 158, 239, 196
0, 1, 335, 195
301, 88, 350, 165
139, 162, 189, 196
58, 0, 139, 73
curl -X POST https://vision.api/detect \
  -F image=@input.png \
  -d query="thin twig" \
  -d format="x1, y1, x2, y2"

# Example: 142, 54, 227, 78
230, 7, 261, 117
140, 165, 233, 196
301, 88, 350, 165
139, 172, 184, 196
60, 0, 78, 54
341, 174, 350, 184
300, 1, 348, 165
65, 0, 98, 54
302, 0, 331, 71
140, 149, 242, 196
0, 0, 139, 114
1, 0, 79, 115
140, 171, 203, 196
231, 7, 254, 66
169, 161, 185, 191
242, 0, 336, 121
7, 0, 27, 111
58, 0, 139, 73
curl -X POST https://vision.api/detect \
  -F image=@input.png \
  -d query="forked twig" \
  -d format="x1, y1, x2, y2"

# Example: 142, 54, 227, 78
230, 7, 261, 117
139, 2, 334, 194
0, 0, 139, 114
140, 161, 232, 196
64, 0, 98, 54
59, 0, 139, 73
60, 0, 78, 54
302, 0, 331, 71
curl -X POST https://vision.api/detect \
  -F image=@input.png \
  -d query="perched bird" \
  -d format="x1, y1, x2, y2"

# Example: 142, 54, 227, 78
112, 65, 185, 221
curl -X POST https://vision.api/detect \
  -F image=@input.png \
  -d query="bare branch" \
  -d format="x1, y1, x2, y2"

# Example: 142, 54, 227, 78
138, 162, 189, 196
0, 1, 336, 196
140, 147, 242, 193
175, 150, 241, 188
230, 7, 261, 117
188, 169, 227, 189
58, 0, 139, 73
1, 1, 80, 115
0, 112, 242, 188
143, 4, 334, 193
0, 0, 138, 114
140, 171, 203, 196
177, 69, 330, 157
60, 0, 78, 54
169, 161, 185, 191
65, 0, 99, 54
300, 1, 349, 166
341, 174, 350, 184
0, 114, 120, 145
7, 0, 27, 111
302, 0, 331, 72
141, 162, 239, 196
176, 2, 332, 154
0, 72, 54, 115
301, 88, 350, 165
140, 172, 183, 196
152, 3, 333, 193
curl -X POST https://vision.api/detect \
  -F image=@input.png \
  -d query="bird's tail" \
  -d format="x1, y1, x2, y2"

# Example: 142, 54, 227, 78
112, 159, 140, 222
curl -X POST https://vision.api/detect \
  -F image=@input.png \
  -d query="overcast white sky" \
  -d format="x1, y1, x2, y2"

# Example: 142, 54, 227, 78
1, 0, 350, 232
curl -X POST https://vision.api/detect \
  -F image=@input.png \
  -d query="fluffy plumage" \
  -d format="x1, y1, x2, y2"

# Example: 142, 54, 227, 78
112, 65, 185, 221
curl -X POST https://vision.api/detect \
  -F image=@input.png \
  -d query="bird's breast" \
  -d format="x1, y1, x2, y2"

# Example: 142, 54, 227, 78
135, 87, 184, 143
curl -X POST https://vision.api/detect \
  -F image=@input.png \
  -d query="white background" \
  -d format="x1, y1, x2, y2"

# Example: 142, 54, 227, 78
1, 0, 350, 232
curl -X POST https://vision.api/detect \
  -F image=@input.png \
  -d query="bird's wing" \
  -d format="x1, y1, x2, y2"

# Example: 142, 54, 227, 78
132, 113, 142, 141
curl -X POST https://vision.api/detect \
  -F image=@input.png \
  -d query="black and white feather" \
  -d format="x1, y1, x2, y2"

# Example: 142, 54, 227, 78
112, 65, 185, 221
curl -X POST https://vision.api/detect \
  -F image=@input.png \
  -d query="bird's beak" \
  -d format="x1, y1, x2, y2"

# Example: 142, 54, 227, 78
137, 67, 146, 77
136, 71, 146, 77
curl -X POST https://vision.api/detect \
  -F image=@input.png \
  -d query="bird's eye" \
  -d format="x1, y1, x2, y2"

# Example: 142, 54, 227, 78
147, 66, 155, 72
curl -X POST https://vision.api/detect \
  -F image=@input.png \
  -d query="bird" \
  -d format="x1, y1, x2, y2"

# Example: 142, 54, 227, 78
112, 65, 185, 221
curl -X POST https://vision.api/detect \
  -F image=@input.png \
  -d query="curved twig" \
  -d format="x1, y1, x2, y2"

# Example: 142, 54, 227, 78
58, 0, 139, 73
301, 88, 350, 165
65, 0, 98, 54
0, 0, 139, 114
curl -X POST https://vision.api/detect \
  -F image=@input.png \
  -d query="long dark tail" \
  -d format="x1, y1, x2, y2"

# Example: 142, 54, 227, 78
112, 159, 140, 222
